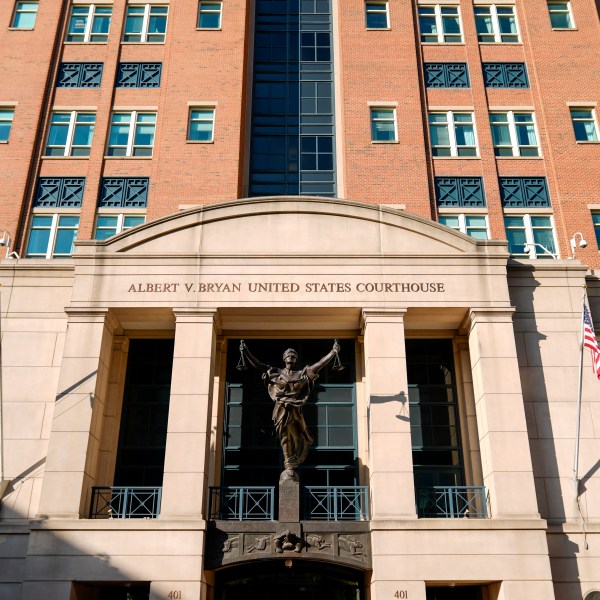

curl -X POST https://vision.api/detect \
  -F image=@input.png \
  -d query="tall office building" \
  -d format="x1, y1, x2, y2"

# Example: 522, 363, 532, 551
0, 1, 599, 599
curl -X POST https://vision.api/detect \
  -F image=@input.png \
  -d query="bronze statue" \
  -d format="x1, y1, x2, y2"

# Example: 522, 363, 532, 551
238, 339, 341, 481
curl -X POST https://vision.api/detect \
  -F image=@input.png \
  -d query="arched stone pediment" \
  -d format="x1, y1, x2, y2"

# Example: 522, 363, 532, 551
76, 197, 506, 257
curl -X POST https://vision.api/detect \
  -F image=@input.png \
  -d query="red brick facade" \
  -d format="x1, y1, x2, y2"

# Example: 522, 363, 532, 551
1, 0, 599, 264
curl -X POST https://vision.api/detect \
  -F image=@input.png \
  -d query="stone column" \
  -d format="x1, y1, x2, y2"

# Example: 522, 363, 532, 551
159, 309, 219, 518
455, 337, 483, 487
467, 308, 540, 518
362, 309, 415, 519
37, 308, 118, 518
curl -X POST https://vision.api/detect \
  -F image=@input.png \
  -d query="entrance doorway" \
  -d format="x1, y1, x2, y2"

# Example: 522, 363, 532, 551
215, 561, 365, 600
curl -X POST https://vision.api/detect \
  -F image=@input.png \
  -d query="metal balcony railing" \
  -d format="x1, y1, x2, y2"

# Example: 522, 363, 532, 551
209, 486, 275, 521
89, 486, 162, 519
304, 486, 369, 521
416, 486, 487, 518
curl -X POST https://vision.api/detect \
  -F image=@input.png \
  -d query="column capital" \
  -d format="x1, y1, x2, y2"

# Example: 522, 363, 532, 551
172, 308, 221, 329
64, 307, 120, 332
361, 308, 407, 332
464, 307, 516, 330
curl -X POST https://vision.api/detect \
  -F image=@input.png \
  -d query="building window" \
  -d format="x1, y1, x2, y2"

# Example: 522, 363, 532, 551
94, 214, 145, 239
123, 4, 168, 43
482, 62, 529, 87
424, 63, 470, 88
57, 63, 103, 88
116, 63, 162, 88
113, 339, 173, 486
301, 31, 331, 61
429, 111, 477, 157
188, 108, 215, 141
475, 5, 519, 43
499, 177, 550, 208
0, 109, 15, 142
11, 2, 38, 28
370, 108, 397, 142
44, 111, 96, 157
592, 213, 600, 248
198, 1, 222, 29
107, 111, 156, 157
490, 111, 539, 157
504, 215, 558, 258
435, 177, 486, 207
439, 214, 489, 239
548, 1, 574, 28
99, 177, 149, 207
301, 136, 334, 171
408, 340, 466, 511
365, 2, 389, 28
570, 108, 599, 142
418, 5, 462, 43
26, 214, 80, 258
66, 4, 112, 42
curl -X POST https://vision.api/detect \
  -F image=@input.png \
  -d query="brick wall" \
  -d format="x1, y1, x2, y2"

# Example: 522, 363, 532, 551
1, 0, 599, 266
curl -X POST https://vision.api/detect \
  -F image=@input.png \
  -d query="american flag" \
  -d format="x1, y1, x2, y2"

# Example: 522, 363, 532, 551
583, 305, 600, 380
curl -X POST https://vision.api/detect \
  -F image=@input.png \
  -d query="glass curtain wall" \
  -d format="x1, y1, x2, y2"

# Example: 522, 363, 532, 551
249, 0, 336, 197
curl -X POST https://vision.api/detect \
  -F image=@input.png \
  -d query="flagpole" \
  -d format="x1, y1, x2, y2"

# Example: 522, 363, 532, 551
573, 286, 587, 492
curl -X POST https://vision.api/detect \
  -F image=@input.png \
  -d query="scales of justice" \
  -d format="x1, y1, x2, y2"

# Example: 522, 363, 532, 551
236, 339, 344, 483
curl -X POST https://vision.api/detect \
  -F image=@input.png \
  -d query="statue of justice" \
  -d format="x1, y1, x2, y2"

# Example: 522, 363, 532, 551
237, 339, 343, 481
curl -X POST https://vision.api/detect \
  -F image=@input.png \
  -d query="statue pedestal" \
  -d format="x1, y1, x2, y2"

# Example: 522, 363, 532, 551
278, 475, 300, 522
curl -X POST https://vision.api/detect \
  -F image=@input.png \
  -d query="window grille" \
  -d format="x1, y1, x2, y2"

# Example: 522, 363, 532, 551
116, 62, 162, 88
99, 177, 149, 207
482, 62, 529, 88
435, 177, 486, 207
35, 177, 85, 207
424, 63, 469, 88
499, 177, 550, 207
57, 63, 103, 87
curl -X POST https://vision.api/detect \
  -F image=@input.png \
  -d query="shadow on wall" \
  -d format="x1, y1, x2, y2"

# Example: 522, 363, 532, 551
367, 391, 410, 431
507, 262, 583, 596
0, 364, 179, 600
0, 500, 139, 599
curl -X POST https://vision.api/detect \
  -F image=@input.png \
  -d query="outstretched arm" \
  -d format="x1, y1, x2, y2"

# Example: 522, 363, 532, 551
240, 340, 270, 372
309, 340, 341, 374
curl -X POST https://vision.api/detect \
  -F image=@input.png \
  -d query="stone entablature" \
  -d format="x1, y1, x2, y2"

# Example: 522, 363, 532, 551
205, 521, 371, 570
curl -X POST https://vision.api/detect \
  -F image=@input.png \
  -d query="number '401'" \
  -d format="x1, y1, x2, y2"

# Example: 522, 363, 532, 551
168, 592, 182, 600
395, 592, 408, 599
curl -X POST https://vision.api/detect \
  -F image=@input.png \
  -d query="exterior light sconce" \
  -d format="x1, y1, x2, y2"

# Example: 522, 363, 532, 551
569, 232, 588, 259
523, 242, 558, 259
0, 230, 19, 259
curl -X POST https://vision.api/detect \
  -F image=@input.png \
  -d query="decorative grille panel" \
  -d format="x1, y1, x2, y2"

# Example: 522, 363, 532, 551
57, 63, 103, 88
425, 63, 469, 88
435, 177, 486, 207
482, 62, 529, 88
99, 178, 149, 207
116, 63, 162, 88
499, 177, 550, 207
35, 177, 85, 207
